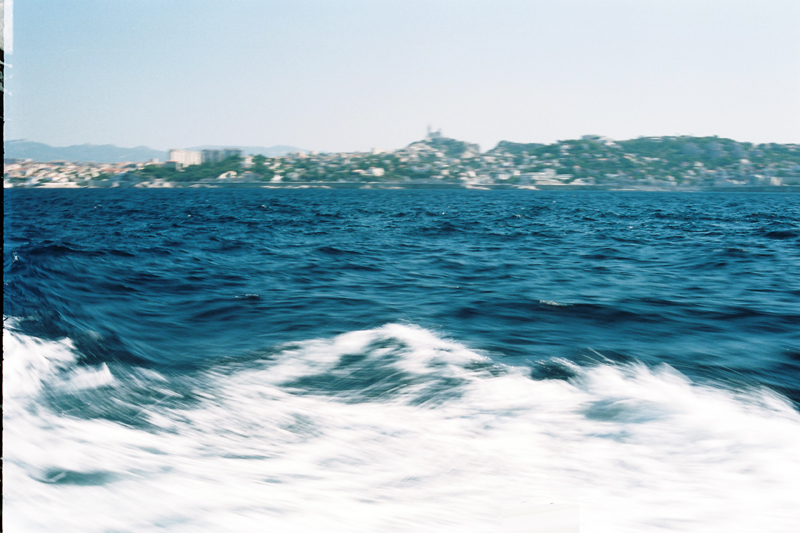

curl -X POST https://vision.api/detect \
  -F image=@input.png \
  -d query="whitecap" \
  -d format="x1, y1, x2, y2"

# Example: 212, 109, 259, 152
4, 324, 800, 532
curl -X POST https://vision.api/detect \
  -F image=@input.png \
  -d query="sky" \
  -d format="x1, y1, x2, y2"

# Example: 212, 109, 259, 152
4, 0, 800, 153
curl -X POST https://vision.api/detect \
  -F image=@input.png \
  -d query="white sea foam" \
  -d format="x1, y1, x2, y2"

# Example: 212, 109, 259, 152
4, 324, 800, 532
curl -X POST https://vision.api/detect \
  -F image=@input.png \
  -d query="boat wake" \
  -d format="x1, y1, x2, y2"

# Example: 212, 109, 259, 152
5, 323, 800, 532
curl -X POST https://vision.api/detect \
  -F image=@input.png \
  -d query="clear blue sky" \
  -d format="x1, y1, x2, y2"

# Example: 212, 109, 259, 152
4, 0, 800, 152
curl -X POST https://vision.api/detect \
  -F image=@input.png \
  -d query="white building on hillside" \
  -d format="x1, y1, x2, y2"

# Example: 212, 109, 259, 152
168, 149, 202, 167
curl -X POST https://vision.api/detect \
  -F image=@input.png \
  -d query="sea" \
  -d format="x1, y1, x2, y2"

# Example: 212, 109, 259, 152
4, 188, 800, 532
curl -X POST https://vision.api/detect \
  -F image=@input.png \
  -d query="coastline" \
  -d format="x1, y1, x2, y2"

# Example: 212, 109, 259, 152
6, 180, 800, 192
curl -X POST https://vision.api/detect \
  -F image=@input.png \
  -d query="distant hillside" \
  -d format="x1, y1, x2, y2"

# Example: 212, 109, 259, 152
489, 141, 546, 154
187, 145, 308, 157
479, 135, 800, 187
407, 136, 480, 158
489, 135, 800, 169
4, 140, 168, 163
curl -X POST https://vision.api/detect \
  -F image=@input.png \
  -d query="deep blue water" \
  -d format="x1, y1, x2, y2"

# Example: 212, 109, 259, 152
6, 189, 800, 399
4, 189, 800, 532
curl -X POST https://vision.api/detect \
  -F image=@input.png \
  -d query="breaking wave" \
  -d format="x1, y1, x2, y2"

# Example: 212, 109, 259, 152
4, 323, 800, 532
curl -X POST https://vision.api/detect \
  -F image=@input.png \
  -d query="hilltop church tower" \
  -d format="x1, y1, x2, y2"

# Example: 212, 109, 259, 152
426, 125, 443, 141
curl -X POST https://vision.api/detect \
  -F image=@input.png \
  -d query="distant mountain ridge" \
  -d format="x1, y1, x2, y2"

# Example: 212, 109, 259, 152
4, 141, 307, 163
4, 141, 168, 163
187, 145, 308, 157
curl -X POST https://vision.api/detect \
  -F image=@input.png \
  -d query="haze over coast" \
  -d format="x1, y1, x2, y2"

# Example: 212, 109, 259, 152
3, 140, 307, 164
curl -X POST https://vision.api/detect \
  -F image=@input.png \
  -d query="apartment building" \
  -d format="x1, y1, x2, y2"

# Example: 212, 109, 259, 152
168, 149, 202, 167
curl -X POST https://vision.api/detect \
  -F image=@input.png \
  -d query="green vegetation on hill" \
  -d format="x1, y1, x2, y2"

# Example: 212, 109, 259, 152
121, 135, 800, 188
422, 137, 480, 158
137, 156, 246, 182
489, 136, 800, 186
